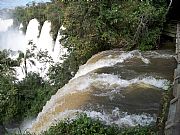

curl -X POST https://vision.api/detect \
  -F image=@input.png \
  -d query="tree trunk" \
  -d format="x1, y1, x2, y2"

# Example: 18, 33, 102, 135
24, 56, 27, 76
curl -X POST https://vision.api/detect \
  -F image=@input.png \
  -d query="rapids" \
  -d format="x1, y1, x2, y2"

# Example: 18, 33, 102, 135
0, 17, 176, 134
29, 49, 176, 134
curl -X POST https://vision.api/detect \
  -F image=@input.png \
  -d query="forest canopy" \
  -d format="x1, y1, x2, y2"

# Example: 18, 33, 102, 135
0, 0, 169, 134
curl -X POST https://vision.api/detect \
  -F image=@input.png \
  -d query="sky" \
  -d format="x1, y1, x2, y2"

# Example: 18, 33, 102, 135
0, 0, 51, 9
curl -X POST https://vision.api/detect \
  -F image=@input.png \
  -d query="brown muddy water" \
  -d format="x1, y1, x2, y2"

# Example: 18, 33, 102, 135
22, 50, 176, 134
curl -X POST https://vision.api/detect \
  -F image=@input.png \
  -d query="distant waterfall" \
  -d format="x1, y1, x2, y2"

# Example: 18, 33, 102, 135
0, 18, 67, 80
0, 17, 177, 135
0, 18, 25, 52
52, 25, 68, 63
25, 19, 40, 49
0, 18, 13, 32
37, 21, 54, 52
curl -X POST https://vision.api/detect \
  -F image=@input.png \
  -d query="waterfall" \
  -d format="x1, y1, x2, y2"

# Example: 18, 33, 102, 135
25, 19, 40, 49
29, 50, 175, 134
74, 50, 150, 79
37, 21, 53, 52
18, 23, 23, 34
1, 17, 176, 134
52, 26, 68, 63
24, 19, 68, 78
0, 17, 68, 80
0, 18, 25, 52
0, 18, 13, 32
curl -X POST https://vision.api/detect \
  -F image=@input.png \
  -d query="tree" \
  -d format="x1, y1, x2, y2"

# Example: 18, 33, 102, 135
17, 41, 36, 76
0, 50, 19, 133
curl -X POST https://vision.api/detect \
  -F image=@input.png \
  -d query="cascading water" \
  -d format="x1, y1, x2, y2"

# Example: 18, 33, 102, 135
0, 29, 26, 52
30, 50, 176, 134
0, 17, 176, 134
0, 18, 25, 52
37, 20, 53, 52
52, 26, 68, 63
23, 19, 67, 79
25, 19, 40, 48
23, 19, 54, 79
0, 18, 67, 80
0, 18, 13, 32
15, 19, 40, 79
0, 17, 68, 133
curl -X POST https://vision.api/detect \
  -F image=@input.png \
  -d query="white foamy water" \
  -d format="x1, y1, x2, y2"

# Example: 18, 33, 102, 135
0, 18, 67, 80
1, 18, 174, 134
0, 18, 25, 52
90, 73, 169, 90
30, 108, 155, 134
38, 73, 169, 113
85, 108, 155, 127
0, 18, 13, 32
38, 21, 54, 52
11, 19, 41, 80
52, 26, 68, 63
25, 19, 40, 48
0, 30, 26, 52
30, 70, 169, 134
22, 20, 67, 79
25, 20, 54, 79
74, 50, 150, 79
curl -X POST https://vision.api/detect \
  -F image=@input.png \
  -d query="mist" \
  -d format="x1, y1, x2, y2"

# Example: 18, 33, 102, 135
0, 18, 26, 52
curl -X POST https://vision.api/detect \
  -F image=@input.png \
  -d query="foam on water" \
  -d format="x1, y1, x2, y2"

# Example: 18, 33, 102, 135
90, 73, 169, 90
30, 108, 155, 134
30, 72, 169, 133
44, 73, 169, 113
85, 108, 155, 127
74, 50, 150, 79
1, 18, 174, 134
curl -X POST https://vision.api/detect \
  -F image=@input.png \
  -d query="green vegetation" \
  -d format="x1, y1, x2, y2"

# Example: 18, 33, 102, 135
13, 0, 168, 50
12, 0, 168, 88
0, 0, 171, 134
7, 114, 157, 135
40, 114, 157, 135
0, 50, 20, 133
13, 1, 64, 40
0, 49, 57, 134
15, 72, 56, 118
156, 87, 173, 134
